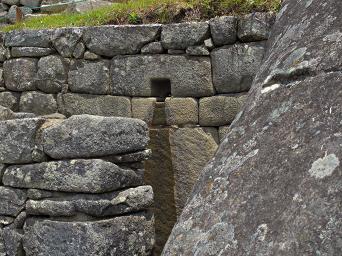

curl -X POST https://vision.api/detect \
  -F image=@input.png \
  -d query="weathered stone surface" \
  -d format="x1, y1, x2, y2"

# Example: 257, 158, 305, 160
2, 0, 19, 5
24, 214, 154, 256
165, 97, 198, 126
186, 45, 209, 56
57, 93, 131, 117
13, 112, 36, 119
0, 106, 15, 121
68, 60, 110, 94
3, 159, 142, 193
199, 96, 244, 126
19, 91, 57, 115
161, 22, 210, 49
163, 1, 342, 255
167, 49, 185, 55
11, 47, 54, 57
3, 58, 37, 91
204, 38, 214, 50
20, 0, 42, 7
144, 128, 177, 255
42, 115, 148, 159
0, 118, 44, 164
72, 41, 85, 58
26, 186, 153, 217
0, 91, 19, 111
209, 16, 237, 46
36, 55, 68, 93
238, 12, 275, 42
132, 97, 157, 125
111, 55, 214, 97
211, 42, 265, 93
141, 41, 164, 54
201, 127, 219, 145
0, 216, 14, 227
0, 187, 26, 217
2, 228, 23, 256
169, 128, 218, 216
5, 29, 52, 48
52, 28, 83, 57
83, 25, 161, 57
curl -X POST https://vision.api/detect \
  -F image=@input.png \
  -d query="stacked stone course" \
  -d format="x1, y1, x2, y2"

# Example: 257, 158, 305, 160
0, 110, 155, 256
0, 11, 275, 255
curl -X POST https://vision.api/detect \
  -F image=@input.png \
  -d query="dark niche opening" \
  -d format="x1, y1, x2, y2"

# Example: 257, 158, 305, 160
150, 78, 171, 100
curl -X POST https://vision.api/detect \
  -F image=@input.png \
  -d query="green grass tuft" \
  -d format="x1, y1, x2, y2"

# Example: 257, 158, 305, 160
2, 0, 281, 32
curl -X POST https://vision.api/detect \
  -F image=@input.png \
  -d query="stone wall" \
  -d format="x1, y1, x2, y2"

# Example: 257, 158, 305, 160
0, 109, 154, 256
0, 11, 275, 254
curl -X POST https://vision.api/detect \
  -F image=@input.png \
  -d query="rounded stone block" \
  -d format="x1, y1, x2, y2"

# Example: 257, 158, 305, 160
19, 91, 57, 115
209, 16, 237, 46
42, 114, 149, 159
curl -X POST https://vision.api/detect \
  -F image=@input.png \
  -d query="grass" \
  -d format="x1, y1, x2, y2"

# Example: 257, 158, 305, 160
2, 0, 281, 31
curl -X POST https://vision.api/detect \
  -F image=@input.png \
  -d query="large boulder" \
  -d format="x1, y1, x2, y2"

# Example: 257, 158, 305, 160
83, 25, 161, 57
42, 115, 149, 159
163, 1, 342, 255
3, 159, 142, 193
111, 55, 214, 97
23, 214, 154, 256
4, 29, 52, 48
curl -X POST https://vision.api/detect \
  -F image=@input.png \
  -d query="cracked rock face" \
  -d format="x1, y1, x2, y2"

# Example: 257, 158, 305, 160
163, 0, 342, 255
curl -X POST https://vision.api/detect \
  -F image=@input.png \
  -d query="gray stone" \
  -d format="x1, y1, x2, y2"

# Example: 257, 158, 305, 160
24, 214, 154, 256
186, 45, 209, 56
26, 186, 153, 217
211, 42, 265, 93
42, 114, 148, 159
68, 60, 110, 95
36, 55, 68, 93
11, 47, 55, 57
199, 96, 244, 126
201, 127, 219, 144
0, 106, 15, 121
141, 41, 164, 54
2, 228, 23, 256
0, 187, 26, 217
210, 16, 237, 46
40, 0, 67, 13
3, 58, 37, 91
83, 25, 161, 57
0, 118, 45, 164
13, 112, 36, 119
52, 28, 83, 57
6, 6, 33, 24
57, 93, 131, 117
237, 12, 275, 42
111, 55, 214, 97
0, 3, 9, 12
1, 0, 19, 6
3, 159, 142, 193
27, 189, 53, 200
169, 128, 218, 215
20, 0, 42, 7
5, 29, 52, 48
19, 91, 57, 115
132, 97, 157, 125
163, 1, 342, 255
83, 51, 101, 60
72, 41, 85, 58
0, 91, 20, 111
165, 97, 198, 126
161, 22, 210, 49
65, 0, 111, 13
0, 45, 7, 62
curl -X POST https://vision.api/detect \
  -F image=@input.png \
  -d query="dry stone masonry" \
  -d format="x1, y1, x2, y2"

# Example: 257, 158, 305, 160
0, 110, 154, 256
0, 11, 275, 255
